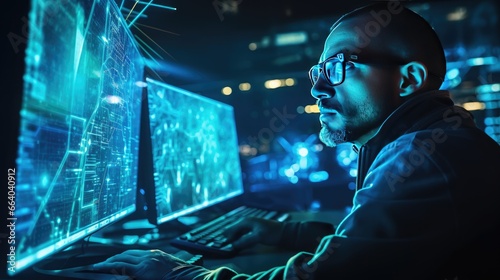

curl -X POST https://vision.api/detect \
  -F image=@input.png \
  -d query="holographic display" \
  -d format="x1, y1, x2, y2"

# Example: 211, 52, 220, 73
145, 78, 244, 225
11, 0, 144, 275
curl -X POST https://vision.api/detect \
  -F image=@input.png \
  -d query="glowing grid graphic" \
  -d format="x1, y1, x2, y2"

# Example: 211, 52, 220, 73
146, 78, 244, 225
12, 0, 144, 275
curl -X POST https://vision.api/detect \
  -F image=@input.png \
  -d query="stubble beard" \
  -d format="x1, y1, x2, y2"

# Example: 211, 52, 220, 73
319, 125, 347, 148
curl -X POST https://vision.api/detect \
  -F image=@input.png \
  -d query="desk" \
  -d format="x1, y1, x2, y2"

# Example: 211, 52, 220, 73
6, 210, 346, 279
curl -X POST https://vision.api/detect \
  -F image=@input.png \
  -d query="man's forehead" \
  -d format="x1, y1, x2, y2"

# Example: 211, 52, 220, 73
319, 17, 382, 61
320, 29, 360, 61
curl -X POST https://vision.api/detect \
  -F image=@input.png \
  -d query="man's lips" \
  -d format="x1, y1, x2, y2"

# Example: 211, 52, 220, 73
319, 111, 337, 127
319, 107, 338, 114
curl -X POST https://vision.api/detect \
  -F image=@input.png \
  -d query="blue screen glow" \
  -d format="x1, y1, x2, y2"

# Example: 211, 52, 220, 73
11, 0, 144, 275
145, 78, 244, 225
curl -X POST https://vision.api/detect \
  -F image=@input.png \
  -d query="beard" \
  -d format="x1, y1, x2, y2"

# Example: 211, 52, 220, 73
319, 116, 384, 148
319, 125, 348, 147
317, 96, 391, 148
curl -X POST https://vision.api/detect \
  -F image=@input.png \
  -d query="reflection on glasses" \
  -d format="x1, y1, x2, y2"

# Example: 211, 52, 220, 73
309, 52, 444, 86
308, 53, 359, 86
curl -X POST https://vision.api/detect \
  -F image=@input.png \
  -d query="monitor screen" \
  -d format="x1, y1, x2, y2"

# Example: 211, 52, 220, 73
10, 0, 144, 275
143, 77, 244, 225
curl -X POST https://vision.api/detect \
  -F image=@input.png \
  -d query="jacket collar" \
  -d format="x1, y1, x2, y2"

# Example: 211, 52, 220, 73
353, 90, 474, 190
366, 90, 456, 150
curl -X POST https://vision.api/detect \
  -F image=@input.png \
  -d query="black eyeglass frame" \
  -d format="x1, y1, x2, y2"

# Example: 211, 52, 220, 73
308, 53, 359, 86
308, 52, 444, 86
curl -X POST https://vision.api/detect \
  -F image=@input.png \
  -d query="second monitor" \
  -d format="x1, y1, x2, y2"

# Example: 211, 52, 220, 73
140, 77, 245, 226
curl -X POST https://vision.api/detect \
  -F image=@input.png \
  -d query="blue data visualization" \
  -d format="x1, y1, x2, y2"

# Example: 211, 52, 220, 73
12, 0, 144, 275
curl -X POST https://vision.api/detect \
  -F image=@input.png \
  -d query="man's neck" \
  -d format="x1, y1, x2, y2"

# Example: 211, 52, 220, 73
352, 126, 380, 149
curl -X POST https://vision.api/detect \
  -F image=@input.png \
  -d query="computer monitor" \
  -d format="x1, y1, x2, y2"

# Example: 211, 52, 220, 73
9, 0, 144, 276
140, 77, 244, 226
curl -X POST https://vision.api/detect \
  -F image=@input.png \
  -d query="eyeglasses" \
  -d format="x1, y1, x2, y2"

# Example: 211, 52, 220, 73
309, 52, 444, 86
308, 53, 359, 86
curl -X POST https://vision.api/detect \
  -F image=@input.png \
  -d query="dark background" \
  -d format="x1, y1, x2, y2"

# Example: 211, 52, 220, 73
2, 0, 499, 278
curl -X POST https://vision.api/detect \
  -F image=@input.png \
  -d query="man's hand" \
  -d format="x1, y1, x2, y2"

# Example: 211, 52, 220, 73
92, 249, 191, 279
224, 217, 285, 251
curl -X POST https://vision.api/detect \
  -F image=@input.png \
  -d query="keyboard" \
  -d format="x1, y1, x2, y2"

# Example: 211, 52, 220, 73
170, 205, 290, 257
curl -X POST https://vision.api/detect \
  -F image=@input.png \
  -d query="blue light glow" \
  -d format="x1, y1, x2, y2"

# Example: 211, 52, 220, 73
41, 175, 49, 187
297, 147, 309, 157
466, 56, 498, 66
105, 95, 123, 104
289, 176, 299, 184
309, 200, 321, 211
284, 168, 295, 177
349, 168, 358, 177
13, 0, 142, 274
445, 68, 460, 80
308, 171, 329, 182
146, 78, 244, 225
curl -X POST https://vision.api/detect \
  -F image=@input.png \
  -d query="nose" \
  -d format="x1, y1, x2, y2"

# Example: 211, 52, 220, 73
310, 80, 334, 100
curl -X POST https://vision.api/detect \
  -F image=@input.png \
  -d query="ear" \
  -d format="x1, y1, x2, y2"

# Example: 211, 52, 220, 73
399, 62, 428, 97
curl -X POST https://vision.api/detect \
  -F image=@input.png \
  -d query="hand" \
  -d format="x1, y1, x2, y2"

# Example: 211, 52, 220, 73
224, 217, 285, 251
92, 249, 190, 279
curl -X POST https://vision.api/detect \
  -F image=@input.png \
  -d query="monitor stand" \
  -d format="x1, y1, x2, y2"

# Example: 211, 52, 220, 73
88, 218, 159, 245
88, 217, 188, 246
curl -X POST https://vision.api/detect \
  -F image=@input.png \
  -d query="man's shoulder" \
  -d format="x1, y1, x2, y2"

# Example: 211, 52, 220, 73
382, 126, 500, 159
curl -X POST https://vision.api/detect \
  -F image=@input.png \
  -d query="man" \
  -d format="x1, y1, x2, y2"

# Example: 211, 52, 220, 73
93, 2, 500, 279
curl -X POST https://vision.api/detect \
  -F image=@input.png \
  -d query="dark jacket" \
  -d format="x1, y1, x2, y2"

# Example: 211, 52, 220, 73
165, 90, 500, 279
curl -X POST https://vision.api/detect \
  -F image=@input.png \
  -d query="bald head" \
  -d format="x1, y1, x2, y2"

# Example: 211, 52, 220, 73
329, 2, 446, 90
